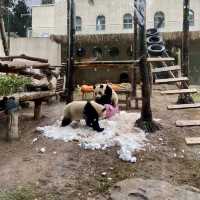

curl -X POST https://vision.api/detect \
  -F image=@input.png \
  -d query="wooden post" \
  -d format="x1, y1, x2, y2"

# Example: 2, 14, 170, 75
135, 0, 160, 132
34, 100, 42, 120
7, 111, 19, 141
65, 0, 75, 103
132, 0, 138, 98
182, 0, 190, 77
177, 0, 194, 104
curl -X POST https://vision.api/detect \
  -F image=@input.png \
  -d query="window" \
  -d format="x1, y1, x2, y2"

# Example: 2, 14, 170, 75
189, 9, 194, 26
92, 47, 103, 58
76, 16, 82, 31
154, 11, 165, 28
123, 14, 133, 29
96, 15, 105, 31
109, 47, 119, 57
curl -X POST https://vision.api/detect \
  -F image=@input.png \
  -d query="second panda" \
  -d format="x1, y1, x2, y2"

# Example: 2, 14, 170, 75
61, 101, 106, 132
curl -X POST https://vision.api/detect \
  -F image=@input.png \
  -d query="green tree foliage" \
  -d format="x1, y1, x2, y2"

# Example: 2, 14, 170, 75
4, 0, 31, 37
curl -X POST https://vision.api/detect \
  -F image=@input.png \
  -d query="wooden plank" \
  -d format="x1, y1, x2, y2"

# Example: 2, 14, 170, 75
155, 77, 189, 84
75, 60, 138, 65
152, 65, 181, 73
147, 57, 175, 62
185, 137, 200, 145
161, 88, 197, 95
167, 103, 200, 110
176, 120, 200, 127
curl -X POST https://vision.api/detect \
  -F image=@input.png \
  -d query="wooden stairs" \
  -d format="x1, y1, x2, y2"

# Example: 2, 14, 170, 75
148, 55, 199, 111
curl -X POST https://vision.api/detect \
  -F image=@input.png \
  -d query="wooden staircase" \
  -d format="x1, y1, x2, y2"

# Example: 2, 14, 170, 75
148, 54, 198, 110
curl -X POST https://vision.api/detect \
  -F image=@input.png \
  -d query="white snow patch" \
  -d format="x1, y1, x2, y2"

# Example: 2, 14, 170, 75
37, 111, 148, 163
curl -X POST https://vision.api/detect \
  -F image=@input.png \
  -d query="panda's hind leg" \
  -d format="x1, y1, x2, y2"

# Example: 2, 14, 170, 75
61, 117, 72, 127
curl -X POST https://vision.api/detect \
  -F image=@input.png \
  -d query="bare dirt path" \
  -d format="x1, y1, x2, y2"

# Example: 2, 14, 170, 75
0, 89, 200, 199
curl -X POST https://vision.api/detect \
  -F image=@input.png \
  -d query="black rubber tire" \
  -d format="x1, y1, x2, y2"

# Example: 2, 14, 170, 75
147, 44, 165, 56
146, 28, 159, 37
147, 35, 163, 45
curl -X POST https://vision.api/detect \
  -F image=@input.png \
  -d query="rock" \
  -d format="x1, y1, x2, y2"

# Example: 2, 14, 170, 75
110, 178, 200, 200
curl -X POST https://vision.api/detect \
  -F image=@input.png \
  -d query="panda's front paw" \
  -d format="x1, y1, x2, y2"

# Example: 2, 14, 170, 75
96, 127, 104, 132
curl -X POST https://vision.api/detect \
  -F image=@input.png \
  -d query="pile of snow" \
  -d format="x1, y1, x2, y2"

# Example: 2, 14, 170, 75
37, 111, 148, 163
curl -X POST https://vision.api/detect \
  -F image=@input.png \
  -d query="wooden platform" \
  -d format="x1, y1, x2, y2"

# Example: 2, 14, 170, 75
152, 65, 181, 73
176, 120, 200, 127
147, 57, 175, 62
155, 77, 189, 84
167, 103, 200, 110
185, 137, 200, 145
161, 88, 197, 95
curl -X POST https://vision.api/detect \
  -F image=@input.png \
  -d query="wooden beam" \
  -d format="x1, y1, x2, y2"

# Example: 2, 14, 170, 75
168, 103, 200, 110
185, 137, 200, 145
75, 60, 138, 65
155, 77, 189, 84
147, 57, 175, 62
176, 120, 200, 127
0, 54, 48, 63
152, 65, 181, 73
161, 88, 197, 95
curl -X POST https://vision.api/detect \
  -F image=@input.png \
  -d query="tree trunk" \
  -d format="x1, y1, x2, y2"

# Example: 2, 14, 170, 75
0, 15, 9, 56
7, 111, 19, 141
135, 0, 160, 132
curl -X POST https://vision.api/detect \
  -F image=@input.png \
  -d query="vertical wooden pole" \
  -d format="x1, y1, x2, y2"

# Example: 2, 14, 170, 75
135, 0, 159, 132
132, 0, 138, 98
65, 0, 75, 103
182, 0, 190, 78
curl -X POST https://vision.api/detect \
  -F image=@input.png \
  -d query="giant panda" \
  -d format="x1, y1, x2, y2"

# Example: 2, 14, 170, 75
94, 84, 118, 107
61, 101, 106, 132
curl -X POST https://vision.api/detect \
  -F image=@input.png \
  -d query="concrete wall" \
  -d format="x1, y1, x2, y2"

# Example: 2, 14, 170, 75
32, 0, 200, 37
0, 38, 61, 65
32, 4, 56, 37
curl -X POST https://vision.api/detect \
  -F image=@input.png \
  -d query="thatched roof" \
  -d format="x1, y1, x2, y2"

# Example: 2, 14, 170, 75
50, 31, 200, 45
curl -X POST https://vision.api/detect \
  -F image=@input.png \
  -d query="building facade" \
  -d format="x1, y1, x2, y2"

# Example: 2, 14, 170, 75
32, 0, 200, 37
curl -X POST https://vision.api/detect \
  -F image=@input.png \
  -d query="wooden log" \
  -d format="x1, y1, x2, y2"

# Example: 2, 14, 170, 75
7, 111, 19, 140
167, 103, 200, 110
161, 88, 197, 95
34, 100, 42, 120
185, 137, 200, 145
0, 54, 48, 63
176, 120, 200, 127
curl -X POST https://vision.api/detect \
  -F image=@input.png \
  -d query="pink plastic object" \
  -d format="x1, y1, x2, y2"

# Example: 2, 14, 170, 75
105, 104, 119, 119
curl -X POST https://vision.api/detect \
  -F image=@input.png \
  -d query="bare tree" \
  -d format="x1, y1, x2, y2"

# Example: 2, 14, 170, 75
0, 2, 9, 56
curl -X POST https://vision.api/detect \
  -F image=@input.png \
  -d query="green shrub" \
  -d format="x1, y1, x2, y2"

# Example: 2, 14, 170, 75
0, 74, 31, 96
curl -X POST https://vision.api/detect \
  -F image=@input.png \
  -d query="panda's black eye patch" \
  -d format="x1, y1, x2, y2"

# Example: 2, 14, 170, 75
98, 92, 102, 95
100, 85, 104, 89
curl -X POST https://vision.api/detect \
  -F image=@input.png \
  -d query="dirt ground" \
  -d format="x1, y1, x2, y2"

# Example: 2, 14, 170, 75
0, 87, 200, 199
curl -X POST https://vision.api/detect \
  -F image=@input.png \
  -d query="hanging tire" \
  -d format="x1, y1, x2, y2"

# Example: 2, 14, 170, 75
146, 28, 159, 37
148, 44, 165, 56
147, 35, 163, 45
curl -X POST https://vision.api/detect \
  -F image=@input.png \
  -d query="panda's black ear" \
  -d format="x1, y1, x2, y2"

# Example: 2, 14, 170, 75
93, 85, 96, 89
100, 84, 104, 89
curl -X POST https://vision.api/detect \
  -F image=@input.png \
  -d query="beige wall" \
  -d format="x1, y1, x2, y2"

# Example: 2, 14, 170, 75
32, 4, 56, 37
32, 0, 200, 37
0, 38, 61, 65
